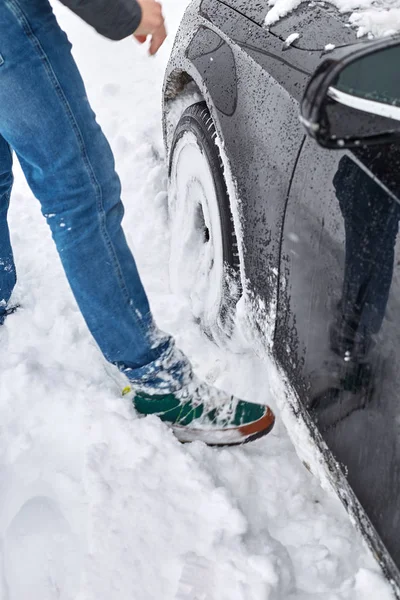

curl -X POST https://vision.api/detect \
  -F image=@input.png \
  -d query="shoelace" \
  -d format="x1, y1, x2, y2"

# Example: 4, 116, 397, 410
176, 377, 238, 425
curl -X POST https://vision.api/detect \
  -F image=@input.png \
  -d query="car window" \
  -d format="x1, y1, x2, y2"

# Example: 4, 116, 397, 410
335, 45, 400, 106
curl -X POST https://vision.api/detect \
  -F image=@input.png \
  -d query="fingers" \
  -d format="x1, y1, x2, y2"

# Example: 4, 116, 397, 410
134, 0, 164, 37
134, 34, 147, 44
149, 23, 167, 55
133, 0, 167, 55
134, 26, 166, 54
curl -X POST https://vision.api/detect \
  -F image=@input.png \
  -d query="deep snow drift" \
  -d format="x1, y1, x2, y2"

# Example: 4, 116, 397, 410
0, 1, 394, 599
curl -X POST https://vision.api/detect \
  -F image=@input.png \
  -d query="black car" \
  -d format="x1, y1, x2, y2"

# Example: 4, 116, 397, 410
162, 0, 400, 592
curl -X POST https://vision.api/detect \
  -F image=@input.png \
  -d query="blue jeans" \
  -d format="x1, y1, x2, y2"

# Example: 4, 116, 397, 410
0, 0, 190, 392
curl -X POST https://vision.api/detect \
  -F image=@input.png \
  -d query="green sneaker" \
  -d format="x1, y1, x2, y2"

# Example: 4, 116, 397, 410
129, 377, 275, 446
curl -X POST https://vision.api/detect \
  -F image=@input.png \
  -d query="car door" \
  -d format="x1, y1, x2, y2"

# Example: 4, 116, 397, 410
276, 136, 400, 569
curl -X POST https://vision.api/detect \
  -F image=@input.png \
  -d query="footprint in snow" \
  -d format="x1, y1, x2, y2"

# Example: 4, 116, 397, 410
3, 496, 81, 600
102, 83, 120, 97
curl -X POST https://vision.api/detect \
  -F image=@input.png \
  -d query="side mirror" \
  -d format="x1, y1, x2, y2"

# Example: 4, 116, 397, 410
301, 37, 400, 149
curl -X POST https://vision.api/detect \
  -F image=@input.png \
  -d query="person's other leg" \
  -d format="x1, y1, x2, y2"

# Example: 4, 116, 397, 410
0, 0, 189, 390
0, 135, 15, 324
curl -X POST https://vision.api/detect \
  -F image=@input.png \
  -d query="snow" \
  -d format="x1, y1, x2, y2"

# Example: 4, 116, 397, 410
169, 129, 226, 332
283, 32, 301, 47
266, 0, 400, 37
0, 1, 395, 599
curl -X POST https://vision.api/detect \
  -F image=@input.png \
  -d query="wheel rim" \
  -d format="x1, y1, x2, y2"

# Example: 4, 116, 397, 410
169, 131, 224, 329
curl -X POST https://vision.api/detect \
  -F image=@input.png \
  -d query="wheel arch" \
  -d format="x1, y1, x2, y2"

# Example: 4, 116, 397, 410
163, 66, 227, 161
162, 60, 241, 227
162, 21, 239, 159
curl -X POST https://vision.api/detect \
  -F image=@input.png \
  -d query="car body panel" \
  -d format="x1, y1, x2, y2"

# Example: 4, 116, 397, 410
221, 0, 357, 49
200, 0, 314, 100
216, 0, 271, 25
163, 0, 400, 591
270, 5, 357, 49
186, 27, 237, 116
164, 0, 307, 341
279, 135, 400, 571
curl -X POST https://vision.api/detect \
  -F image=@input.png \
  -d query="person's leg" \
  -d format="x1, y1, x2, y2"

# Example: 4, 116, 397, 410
0, 0, 274, 444
0, 135, 16, 324
0, 0, 190, 390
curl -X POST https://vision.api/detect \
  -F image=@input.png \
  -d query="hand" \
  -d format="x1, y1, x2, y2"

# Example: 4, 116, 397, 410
134, 0, 167, 55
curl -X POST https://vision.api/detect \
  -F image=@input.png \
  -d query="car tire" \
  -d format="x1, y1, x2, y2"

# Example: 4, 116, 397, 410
168, 101, 241, 337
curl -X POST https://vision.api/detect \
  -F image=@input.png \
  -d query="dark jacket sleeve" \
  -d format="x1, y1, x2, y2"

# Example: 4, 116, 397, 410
59, 0, 142, 41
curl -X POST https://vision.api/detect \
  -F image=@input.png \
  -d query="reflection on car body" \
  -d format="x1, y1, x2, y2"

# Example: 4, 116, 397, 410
307, 155, 400, 428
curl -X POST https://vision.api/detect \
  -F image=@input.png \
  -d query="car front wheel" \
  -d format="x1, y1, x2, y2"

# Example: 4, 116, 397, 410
168, 101, 240, 337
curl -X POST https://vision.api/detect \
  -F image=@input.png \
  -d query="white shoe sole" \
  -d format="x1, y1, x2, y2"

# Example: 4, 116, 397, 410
171, 408, 275, 446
